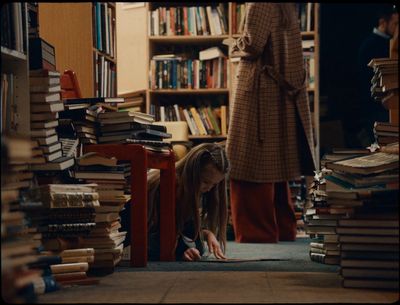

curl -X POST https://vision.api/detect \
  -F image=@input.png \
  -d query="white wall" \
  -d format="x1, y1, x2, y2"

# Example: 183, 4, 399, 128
116, 3, 147, 95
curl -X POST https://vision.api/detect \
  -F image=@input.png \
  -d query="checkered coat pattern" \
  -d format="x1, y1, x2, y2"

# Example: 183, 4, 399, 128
226, 3, 317, 182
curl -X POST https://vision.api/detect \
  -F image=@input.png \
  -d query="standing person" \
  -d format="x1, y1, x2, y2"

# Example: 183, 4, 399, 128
357, 5, 398, 146
146, 143, 229, 261
226, 3, 317, 243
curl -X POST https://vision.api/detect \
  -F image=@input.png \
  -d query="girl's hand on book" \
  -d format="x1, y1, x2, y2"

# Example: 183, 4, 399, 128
182, 248, 201, 261
204, 230, 226, 259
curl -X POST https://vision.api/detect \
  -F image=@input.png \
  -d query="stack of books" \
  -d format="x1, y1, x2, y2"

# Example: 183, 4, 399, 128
1, 135, 44, 303
368, 58, 398, 105
35, 248, 99, 287
74, 153, 128, 272
97, 109, 171, 145
20, 183, 99, 282
373, 121, 399, 146
59, 100, 100, 146
30, 69, 75, 172
305, 169, 342, 265
324, 150, 399, 290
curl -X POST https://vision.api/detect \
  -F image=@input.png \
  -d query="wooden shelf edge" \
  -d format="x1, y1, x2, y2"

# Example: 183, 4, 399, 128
1, 47, 27, 61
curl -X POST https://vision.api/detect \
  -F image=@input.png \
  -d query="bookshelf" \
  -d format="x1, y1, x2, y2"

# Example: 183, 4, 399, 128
145, 3, 320, 149
1, 3, 30, 136
38, 2, 117, 98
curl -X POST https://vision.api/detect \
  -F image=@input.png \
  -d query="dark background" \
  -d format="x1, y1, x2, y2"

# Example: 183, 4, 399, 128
319, 3, 396, 154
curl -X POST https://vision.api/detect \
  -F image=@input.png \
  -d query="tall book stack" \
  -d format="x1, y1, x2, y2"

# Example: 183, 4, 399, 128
30, 69, 75, 172
305, 169, 341, 265
74, 153, 129, 272
324, 150, 399, 290
20, 184, 100, 285
2, 135, 43, 303
369, 57, 399, 129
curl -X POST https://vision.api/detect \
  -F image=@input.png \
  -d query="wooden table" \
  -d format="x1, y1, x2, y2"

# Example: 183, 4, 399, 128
84, 144, 176, 267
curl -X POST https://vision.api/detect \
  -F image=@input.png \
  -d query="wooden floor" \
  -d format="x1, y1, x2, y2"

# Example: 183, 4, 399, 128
38, 271, 398, 303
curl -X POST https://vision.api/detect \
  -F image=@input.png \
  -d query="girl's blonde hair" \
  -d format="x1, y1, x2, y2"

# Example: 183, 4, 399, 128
148, 142, 229, 253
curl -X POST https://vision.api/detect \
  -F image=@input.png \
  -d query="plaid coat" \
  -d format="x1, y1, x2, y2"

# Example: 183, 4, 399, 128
226, 3, 316, 182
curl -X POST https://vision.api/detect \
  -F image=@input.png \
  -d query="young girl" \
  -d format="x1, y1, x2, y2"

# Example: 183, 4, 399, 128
147, 142, 230, 261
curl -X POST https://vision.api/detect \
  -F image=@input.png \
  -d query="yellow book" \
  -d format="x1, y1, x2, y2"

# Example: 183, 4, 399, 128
190, 107, 207, 135
221, 105, 227, 135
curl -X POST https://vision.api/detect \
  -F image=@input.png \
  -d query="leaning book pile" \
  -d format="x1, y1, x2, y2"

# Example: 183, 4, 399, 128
2, 135, 43, 303
324, 147, 399, 290
73, 153, 128, 273
20, 184, 100, 287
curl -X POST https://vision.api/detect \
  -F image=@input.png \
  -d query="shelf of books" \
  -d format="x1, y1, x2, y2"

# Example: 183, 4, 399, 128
38, 2, 117, 98
146, 2, 231, 142
1, 3, 30, 136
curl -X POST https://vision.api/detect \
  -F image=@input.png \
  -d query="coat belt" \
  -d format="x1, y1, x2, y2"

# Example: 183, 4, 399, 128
253, 63, 307, 142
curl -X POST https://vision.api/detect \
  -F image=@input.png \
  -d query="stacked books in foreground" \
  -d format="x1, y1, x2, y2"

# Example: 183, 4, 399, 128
74, 153, 128, 272
21, 184, 100, 286
324, 147, 399, 290
2, 135, 43, 303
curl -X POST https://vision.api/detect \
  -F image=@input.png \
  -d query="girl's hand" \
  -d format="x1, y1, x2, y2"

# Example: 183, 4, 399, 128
203, 230, 227, 259
182, 248, 201, 261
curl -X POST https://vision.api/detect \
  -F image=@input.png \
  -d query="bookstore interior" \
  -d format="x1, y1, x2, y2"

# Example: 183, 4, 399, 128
1, 2, 399, 303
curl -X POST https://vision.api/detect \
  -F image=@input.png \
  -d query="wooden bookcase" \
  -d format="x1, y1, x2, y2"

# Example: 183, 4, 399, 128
38, 2, 117, 98
146, 2, 320, 152
1, 3, 30, 136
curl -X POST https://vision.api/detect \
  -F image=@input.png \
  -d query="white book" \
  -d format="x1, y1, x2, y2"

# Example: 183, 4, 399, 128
40, 142, 62, 154
173, 104, 181, 121
31, 120, 59, 129
45, 150, 63, 162
36, 134, 59, 146
30, 84, 61, 93
183, 108, 197, 135
30, 92, 61, 103
206, 6, 216, 35
160, 106, 166, 122
29, 76, 60, 87
211, 8, 222, 35
30, 101, 64, 113
199, 47, 225, 61
30, 128, 57, 138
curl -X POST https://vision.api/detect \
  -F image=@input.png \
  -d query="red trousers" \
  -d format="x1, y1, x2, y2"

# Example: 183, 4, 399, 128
230, 179, 297, 243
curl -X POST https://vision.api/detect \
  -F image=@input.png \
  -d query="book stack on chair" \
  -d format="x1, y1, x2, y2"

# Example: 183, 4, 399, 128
59, 98, 104, 146
97, 108, 172, 150
323, 148, 399, 290
29, 69, 75, 172
73, 153, 129, 273
305, 168, 342, 265
19, 184, 100, 286
1, 135, 43, 303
